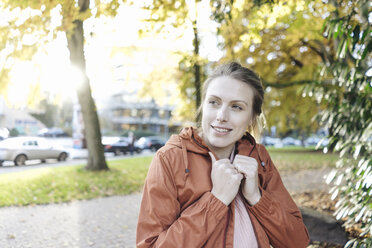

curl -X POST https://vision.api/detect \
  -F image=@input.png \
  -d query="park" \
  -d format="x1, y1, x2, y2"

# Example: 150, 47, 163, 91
0, 0, 370, 247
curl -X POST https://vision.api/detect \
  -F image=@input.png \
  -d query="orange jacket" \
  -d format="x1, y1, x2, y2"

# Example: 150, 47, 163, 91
136, 127, 309, 248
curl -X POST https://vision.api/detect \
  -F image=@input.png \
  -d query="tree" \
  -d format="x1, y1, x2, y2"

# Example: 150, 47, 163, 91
313, 0, 371, 246
30, 98, 58, 128
210, 0, 334, 137
212, 1, 371, 245
140, 0, 208, 122
65, 0, 108, 170
0, 0, 126, 170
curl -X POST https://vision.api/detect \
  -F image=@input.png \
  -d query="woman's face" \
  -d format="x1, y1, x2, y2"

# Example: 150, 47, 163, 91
201, 76, 254, 156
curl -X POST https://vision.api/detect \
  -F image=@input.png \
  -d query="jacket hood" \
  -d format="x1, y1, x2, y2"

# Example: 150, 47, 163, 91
166, 127, 210, 155
165, 126, 263, 180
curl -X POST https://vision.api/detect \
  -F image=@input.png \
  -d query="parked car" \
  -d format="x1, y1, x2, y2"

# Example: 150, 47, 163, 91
136, 136, 166, 152
121, 136, 142, 154
102, 136, 141, 156
102, 136, 128, 155
260, 136, 283, 147
0, 127, 9, 140
281, 137, 302, 146
0, 137, 68, 166
38, 127, 69, 137
305, 136, 329, 148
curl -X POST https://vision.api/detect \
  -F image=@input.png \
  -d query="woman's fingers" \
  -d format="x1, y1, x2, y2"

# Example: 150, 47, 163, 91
232, 155, 261, 206
209, 152, 243, 205
233, 155, 258, 175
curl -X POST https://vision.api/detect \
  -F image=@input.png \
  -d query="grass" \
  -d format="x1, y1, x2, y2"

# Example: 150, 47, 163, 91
0, 148, 339, 207
0, 156, 152, 207
266, 147, 339, 172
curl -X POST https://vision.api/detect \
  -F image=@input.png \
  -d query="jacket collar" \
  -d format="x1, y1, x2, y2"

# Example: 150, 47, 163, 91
236, 132, 257, 157
167, 127, 257, 156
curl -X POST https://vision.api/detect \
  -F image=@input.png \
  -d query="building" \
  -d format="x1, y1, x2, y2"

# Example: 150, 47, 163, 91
0, 96, 46, 136
101, 91, 180, 136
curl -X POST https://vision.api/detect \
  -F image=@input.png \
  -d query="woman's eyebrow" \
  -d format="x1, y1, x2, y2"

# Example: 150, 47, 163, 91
208, 95, 249, 106
231, 100, 249, 106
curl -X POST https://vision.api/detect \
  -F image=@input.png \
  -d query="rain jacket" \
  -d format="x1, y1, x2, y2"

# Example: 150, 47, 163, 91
136, 127, 309, 248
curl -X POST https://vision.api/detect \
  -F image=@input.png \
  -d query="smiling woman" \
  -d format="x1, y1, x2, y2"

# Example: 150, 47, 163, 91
136, 62, 310, 248
201, 76, 254, 159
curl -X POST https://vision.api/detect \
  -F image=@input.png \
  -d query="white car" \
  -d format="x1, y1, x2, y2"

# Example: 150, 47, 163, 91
0, 137, 68, 166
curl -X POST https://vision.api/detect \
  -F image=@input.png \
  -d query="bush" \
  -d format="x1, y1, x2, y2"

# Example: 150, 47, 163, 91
310, 0, 371, 246
9, 128, 19, 137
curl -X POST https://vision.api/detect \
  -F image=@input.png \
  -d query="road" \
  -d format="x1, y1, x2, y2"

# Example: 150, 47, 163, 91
0, 137, 154, 175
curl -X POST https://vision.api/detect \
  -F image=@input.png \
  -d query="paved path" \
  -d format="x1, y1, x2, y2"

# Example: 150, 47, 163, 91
0, 194, 141, 248
0, 168, 332, 248
281, 168, 332, 194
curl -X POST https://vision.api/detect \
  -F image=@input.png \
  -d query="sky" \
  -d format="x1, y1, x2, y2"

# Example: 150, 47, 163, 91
4, 0, 222, 109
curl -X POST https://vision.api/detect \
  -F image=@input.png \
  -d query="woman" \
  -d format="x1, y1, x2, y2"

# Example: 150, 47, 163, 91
136, 62, 309, 247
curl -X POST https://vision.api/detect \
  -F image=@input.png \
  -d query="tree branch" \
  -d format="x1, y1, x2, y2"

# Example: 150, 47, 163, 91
262, 79, 332, 88
301, 39, 334, 65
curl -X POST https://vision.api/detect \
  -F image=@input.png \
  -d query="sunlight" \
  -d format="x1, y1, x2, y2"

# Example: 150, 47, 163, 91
37, 35, 80, 101
4, 1, 220, 108
7, 61, 38, 107
39, 61, 83, 101
7, 34, 81, 107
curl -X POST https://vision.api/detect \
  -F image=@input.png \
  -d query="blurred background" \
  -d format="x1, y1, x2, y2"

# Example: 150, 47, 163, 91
0, 0, 370, 247
0, 0, 347, 147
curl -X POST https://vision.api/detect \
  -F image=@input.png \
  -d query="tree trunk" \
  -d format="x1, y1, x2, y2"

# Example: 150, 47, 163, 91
66, 0, 108, 171
193, 20, 201, 122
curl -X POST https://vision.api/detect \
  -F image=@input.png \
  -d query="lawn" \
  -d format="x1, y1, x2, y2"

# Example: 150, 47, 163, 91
266, 147, 339, 172
0, 148, 339, 207
0, 156, 152, 207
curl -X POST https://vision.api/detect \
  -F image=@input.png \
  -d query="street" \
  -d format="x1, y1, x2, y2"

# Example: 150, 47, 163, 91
0, 137, 153, 175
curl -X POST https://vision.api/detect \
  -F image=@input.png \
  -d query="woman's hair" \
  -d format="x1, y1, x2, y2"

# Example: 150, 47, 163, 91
198, 61, 266, 139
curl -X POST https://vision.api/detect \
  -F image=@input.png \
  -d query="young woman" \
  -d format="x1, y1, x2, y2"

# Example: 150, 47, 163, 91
136, 62, 309, 247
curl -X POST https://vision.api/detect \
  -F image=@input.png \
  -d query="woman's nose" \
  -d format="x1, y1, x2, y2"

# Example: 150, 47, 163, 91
216, 106, 228, 122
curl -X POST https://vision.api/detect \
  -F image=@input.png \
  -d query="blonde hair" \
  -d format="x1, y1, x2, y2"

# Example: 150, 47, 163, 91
247, 113, 266, 141
198, 62, 265, 140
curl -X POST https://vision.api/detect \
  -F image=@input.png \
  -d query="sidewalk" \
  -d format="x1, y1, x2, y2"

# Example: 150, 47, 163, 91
0, 168, 336, 248
0, 194, 141, 248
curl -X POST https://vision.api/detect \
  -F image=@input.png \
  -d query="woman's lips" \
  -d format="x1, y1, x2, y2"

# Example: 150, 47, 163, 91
211, 125, 232, 134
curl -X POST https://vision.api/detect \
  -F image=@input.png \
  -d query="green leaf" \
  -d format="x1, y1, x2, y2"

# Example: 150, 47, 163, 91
353, 144, 362, 159
352, 25, 360, 49
361, 39, 372, 60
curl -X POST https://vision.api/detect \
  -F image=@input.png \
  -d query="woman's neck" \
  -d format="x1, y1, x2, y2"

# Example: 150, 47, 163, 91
198, 131, 235, 159
209, 143, 235, 160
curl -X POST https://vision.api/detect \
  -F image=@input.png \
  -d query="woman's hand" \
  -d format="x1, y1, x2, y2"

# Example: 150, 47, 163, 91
233, 155, 261, 206
209, 152, 243, 206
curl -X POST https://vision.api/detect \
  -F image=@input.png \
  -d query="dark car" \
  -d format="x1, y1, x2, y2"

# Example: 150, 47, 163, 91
136, 136, 166, 152
102, 136, 141, 156
102, 136, 129, 156
38, 127, 69, 137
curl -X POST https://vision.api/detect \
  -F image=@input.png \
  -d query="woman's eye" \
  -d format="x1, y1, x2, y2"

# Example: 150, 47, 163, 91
232, 105, 243, 111
208, 100, 218, 105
